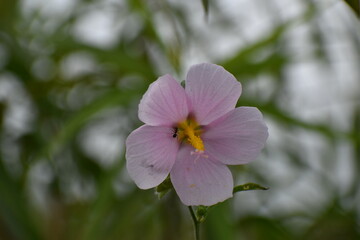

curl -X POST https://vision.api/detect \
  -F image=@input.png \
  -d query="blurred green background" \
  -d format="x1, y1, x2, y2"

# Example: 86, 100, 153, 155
0, 0, 359, 239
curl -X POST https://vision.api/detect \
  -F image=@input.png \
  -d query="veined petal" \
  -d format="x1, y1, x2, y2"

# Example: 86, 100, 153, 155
126, 125, 179, 189
139, 74, 189, 126
185, 63, 241, 125
203, 107, 268, 165
170, 145, 233, 206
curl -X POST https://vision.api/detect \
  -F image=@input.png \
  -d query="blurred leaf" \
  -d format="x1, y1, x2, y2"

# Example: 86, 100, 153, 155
233, 183, 269, 194
349, 107, 360, 197
238, 100, 346, 140
0, 0, 17, 32
204, 202, 235, 240
79, 156, 126, 240
158, 193, 185, 240
344, 0, 360, 17
50, 37, 156, 79
0, 161, 42, 240
0, 34, 33, 83
222, 24, 288, 79
237, 216, 294, 240
44, 89, 141, 158
0, 101, 6, 127
201, 0, 210, 16
303, 202, 360, 240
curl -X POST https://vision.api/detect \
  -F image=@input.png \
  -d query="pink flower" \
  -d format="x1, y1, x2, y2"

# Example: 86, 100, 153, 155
126, 63, 268, 206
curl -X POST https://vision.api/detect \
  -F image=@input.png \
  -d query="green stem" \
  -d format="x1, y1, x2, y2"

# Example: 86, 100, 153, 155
188, 206, 200, 240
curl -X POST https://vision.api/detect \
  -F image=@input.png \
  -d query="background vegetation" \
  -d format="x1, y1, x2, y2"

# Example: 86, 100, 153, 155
0, 0, 359, 239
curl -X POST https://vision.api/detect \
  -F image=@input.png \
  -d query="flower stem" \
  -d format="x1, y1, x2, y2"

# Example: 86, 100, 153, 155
188, 206, 200, 240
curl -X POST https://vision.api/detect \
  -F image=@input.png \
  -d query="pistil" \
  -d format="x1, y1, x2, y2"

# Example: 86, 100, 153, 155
177, 118, 204, 152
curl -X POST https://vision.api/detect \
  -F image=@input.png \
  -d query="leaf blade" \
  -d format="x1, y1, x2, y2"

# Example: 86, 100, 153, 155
233, 183, 269, 194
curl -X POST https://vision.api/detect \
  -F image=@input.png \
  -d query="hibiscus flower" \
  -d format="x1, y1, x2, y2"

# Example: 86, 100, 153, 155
126, 63, 268, 206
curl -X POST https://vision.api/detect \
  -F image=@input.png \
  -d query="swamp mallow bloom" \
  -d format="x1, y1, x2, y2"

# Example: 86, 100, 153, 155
126, 63, 268, 206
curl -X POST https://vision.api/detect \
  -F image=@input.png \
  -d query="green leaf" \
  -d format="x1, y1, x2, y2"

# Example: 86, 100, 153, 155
155, 176, 173, 199
233, 183, 269, 194
188, 183, 269, 224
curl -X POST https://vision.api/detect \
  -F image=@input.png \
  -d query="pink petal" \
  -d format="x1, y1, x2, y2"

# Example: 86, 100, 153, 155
126, 125, 179, 189
203, 107, 268, 165
139, 74, 189, 126
185, 63, 242, 125
170, 145, 233, 206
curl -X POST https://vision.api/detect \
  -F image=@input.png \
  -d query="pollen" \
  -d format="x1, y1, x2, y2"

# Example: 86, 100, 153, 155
187, 133, 204, 151
177, 118, 205, 151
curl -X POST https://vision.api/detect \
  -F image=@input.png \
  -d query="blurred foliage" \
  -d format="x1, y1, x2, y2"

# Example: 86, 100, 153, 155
344, 0, 360, 17
0, 0, 359, 240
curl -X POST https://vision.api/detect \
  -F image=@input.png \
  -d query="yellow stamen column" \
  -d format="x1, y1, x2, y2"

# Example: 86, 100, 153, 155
177, 119, 205, 152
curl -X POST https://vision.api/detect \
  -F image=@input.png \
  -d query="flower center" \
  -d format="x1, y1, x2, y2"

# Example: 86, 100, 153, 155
176, 118, 204, 152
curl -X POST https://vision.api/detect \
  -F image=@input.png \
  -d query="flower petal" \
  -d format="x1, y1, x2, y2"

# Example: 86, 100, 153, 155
170, 145, 233, 206
203, 107, 268, 165
126, 125, 179, 189
185, 63, 242, 125
139, 74, 189, 126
